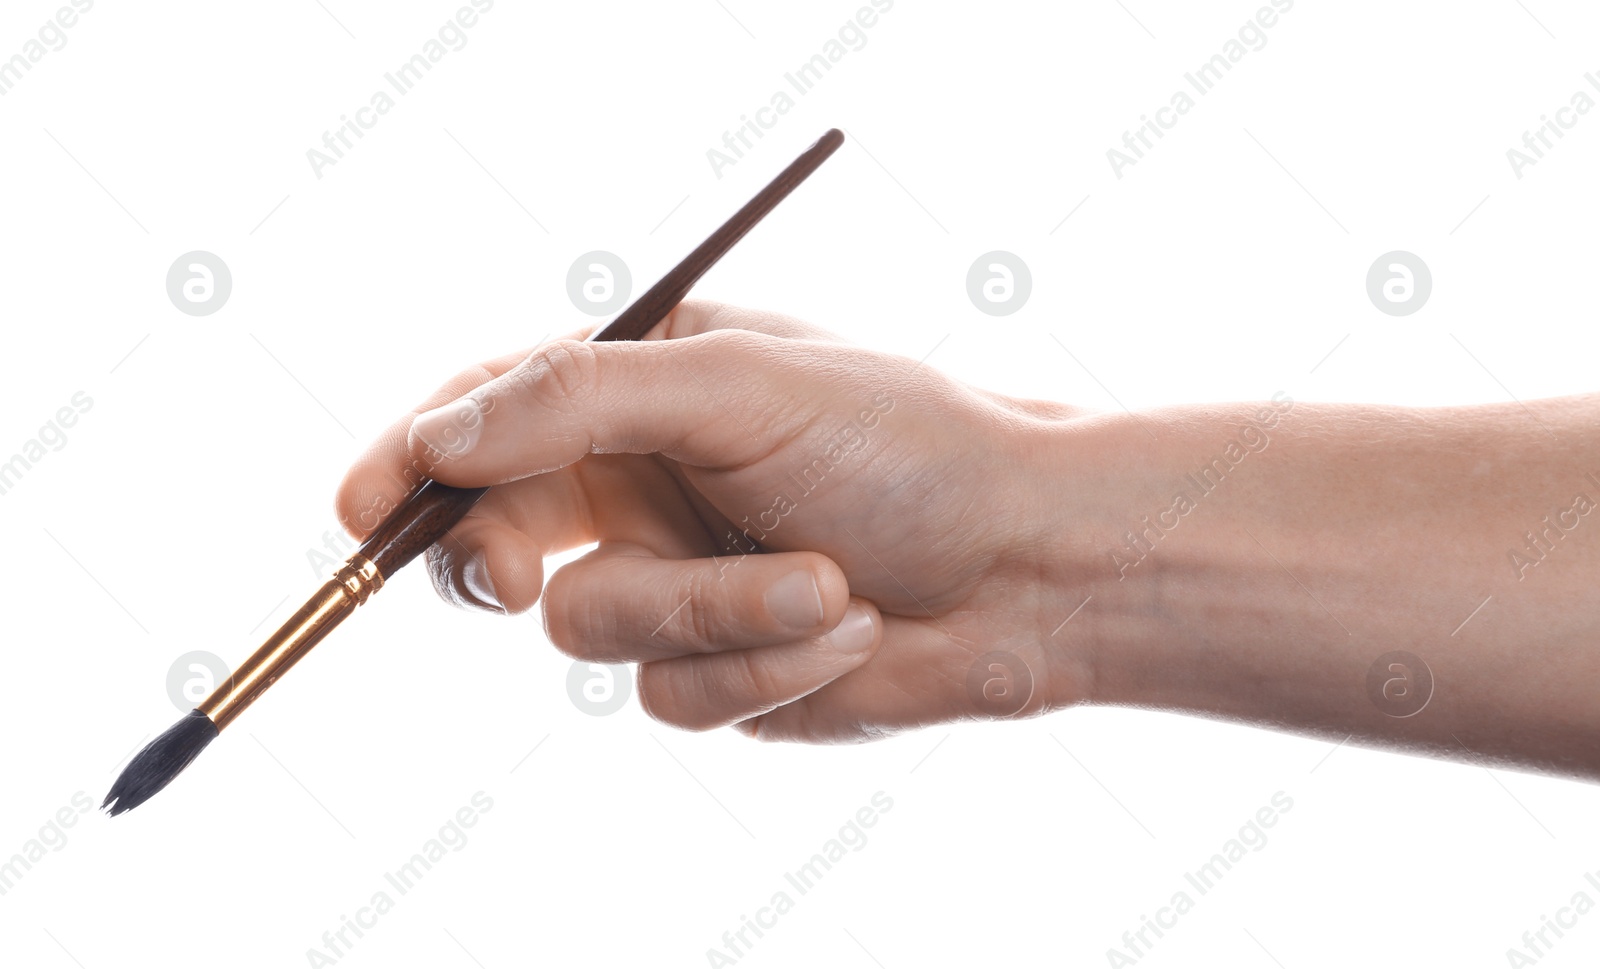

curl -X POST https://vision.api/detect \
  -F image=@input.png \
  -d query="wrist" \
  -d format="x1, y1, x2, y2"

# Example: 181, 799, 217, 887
1018, 390, 1600, 779
1018, 397, 1303, 714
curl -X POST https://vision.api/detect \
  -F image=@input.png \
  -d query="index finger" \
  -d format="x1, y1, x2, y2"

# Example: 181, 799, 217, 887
333, 326, 592, 539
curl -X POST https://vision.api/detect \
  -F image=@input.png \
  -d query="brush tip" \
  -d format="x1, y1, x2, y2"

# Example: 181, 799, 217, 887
102, 709, 219, 816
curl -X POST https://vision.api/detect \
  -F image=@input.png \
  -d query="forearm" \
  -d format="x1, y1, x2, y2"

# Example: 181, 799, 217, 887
1039, 393, 1600, 780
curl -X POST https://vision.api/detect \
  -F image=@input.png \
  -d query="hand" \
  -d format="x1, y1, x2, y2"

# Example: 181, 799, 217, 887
335, 301, 1091, 742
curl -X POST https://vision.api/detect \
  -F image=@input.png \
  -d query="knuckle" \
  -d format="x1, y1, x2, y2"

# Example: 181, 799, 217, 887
729, 648, 782, 703
513, 339, 598, 412
665, 566, 722, 648
635, 663, 708, 731
695, 326, 766, 361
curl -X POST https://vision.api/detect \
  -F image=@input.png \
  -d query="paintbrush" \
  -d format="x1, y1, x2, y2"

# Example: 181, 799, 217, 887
102, 128, 846, 816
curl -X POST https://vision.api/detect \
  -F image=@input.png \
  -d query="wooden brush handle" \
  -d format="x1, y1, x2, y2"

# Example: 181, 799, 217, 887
356, 480, 490, 577
353, 129, 845, 582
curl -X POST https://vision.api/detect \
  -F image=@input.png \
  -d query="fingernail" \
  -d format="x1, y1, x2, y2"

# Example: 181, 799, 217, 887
826, 603, 875, 654
462, 552, 504, 614
412, 398, 484, 461
765, 570, 825, 630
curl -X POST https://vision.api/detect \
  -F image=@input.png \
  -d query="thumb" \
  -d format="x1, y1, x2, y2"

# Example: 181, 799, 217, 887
406, 329, 792, 486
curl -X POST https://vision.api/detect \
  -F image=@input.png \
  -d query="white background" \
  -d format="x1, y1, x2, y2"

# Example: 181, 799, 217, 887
2, 1, 1598, 966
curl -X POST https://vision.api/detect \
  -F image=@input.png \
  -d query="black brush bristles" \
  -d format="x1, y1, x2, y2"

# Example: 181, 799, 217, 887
102, 710, 219, 816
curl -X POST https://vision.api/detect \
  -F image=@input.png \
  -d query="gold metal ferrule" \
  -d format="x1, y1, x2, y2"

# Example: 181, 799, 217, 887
198, 555, 384, 731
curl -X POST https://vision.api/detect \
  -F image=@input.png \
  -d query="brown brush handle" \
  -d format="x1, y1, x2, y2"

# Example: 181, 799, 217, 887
594, 128, 844, 343
356, 480, 490, 577
353, 129, 845, 580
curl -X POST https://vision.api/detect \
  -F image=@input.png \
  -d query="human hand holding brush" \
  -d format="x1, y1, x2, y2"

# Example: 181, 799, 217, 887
343, 317, 1600, 781
335, 299, 1087, 741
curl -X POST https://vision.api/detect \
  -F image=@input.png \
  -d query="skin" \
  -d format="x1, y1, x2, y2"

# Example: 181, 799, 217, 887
336, 301, 1600, 780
